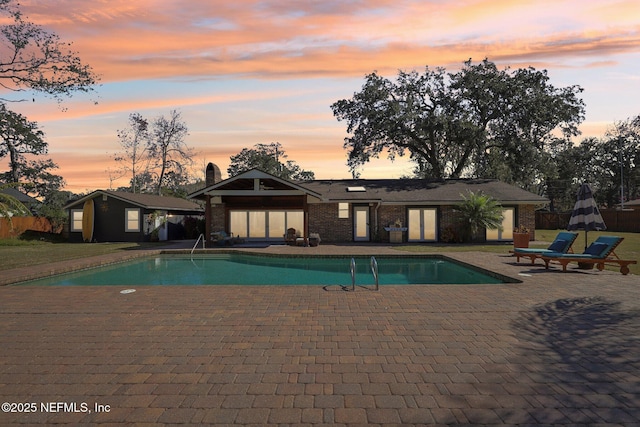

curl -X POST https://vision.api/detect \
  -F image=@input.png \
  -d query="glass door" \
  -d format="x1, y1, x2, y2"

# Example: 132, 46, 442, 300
407, 208, 437, 242
353, 206, 370, 241
486, 207, 514, 241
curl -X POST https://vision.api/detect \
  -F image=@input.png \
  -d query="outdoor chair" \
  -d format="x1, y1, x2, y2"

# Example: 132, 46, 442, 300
540, 235, 637, 275
510, 231, 578, 265
211, 231, 235, 246
284, 228, 297, 245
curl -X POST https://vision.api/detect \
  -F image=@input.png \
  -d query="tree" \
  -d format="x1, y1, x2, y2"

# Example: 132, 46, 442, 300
602, 116, 640, 206
0, 0, 99, 104
453, 191, 504, 243
111, 110, 196, 195
228, 142, 315, 181
331, 59, 585, 188
35, 189, 74, 232
114, 113, 150, 193
0, 104, 64, 199
547, 116, 640, 209
0, 182, 30, 228
0, 104, 45, 182
148, 110, 194, 195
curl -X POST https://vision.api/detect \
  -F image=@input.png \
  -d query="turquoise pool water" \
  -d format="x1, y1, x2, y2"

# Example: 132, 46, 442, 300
17, 254, 509, 286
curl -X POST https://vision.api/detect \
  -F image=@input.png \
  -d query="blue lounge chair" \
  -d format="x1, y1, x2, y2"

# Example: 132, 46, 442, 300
540, 235, 636, 275
511, 231, 578, 265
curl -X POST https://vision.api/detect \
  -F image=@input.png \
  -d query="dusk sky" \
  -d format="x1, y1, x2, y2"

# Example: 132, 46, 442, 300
6, 0, 640, 193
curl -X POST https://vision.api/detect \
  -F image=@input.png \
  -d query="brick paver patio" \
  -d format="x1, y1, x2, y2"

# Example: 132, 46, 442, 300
1, 245, 639, 425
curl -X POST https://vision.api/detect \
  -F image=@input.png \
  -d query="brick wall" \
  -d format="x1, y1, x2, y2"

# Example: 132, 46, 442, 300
308, 203, 352, 243
206, 201, 539, 243
210, 205, 226, 233
377, 205, 405, 242
517, 205, 536, 240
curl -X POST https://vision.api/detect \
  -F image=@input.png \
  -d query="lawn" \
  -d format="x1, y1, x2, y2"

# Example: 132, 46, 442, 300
397, 229, 640, 275
0, 239, 162, 271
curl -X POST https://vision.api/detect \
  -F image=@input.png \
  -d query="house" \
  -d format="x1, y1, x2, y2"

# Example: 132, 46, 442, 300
64, 190, 204, 243
188, 164, 548, 245
0, 187, 40, 213
617, 199, 640, 210
0, 188, 52, 238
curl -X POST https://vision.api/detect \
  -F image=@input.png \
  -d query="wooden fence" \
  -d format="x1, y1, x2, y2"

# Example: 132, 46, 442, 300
0, 216, 53, 238
536, 209, 640, 233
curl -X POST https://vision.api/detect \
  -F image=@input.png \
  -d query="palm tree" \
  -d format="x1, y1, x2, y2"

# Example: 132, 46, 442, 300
454, 191, 504, 242
0, 183, 31, 231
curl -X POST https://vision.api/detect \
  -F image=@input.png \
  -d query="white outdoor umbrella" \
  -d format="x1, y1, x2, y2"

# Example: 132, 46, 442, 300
567, 183, 607, 250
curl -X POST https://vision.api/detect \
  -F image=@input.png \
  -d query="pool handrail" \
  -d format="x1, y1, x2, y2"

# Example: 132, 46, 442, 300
350, 257, 356, 291
371, 256, 379, 291
191, 233, 205, 256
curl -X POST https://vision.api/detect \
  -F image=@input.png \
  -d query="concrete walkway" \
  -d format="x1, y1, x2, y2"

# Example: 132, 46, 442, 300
1, 245, 639, 425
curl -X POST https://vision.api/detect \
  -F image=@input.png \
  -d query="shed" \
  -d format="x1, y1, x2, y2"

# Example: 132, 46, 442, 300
64, 190, 204, 243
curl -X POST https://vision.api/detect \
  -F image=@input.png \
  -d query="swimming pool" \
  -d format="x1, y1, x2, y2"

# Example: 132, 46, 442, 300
16, 253, 514, 286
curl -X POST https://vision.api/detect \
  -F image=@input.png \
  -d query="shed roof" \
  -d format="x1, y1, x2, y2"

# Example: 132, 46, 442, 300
64, 190, 204, 213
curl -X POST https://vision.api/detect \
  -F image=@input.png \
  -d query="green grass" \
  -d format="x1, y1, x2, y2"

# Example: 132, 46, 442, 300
397, 229, 640, 275
0, 239, 162, 271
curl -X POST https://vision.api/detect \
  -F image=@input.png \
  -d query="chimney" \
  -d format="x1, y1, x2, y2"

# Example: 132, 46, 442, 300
206, 162, 222, 186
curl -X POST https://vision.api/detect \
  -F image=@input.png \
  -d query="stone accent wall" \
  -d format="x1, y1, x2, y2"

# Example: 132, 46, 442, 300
308, 203, 352, 243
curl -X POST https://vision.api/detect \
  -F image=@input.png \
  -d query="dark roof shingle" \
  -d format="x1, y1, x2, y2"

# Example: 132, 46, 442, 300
299, 179, 548, 204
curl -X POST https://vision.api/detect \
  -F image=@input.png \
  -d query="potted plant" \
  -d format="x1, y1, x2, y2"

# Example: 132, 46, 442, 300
513, 225, 530, 248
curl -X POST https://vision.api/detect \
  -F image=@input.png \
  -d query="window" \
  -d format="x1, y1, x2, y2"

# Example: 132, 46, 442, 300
486, 208, 514, 241
338, 203, 349, 219
71, 209, 83, 232
125, 208, 140, 232
229, 210, 305, 239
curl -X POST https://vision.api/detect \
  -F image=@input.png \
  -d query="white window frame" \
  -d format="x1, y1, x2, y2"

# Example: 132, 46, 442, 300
70, 209, 83, 232
125, 208, 140, 232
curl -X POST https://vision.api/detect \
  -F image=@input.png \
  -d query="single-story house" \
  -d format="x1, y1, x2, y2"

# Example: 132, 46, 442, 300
64, 190, 204, 243
188, 165, 548, 245
617, 199, 640, 210
0, 187, 40, 213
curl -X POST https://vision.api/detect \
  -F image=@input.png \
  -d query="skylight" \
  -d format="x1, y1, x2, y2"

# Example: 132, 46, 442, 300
347, 186, 366, 192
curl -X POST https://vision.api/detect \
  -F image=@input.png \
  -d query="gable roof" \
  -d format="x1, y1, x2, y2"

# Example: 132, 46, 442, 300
64, 190, 204, 212
299, 179, 549, 205
188, 169, 323, 200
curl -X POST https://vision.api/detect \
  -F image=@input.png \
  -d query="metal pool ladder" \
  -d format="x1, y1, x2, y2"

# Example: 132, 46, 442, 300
370, 256, 379, 291
350, 257, 379, 291
350, 257, 356, 291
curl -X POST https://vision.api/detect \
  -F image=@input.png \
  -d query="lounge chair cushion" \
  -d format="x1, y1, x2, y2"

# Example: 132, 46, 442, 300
585, 242, 608, 256
547, 239, 567, 252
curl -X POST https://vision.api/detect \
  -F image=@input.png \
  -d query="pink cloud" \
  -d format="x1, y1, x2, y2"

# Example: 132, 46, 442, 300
16, 0, 638, 83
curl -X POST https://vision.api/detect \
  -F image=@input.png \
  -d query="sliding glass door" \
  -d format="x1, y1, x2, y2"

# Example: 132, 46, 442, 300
230, 210, 304, 240
486, 207, 514, 241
